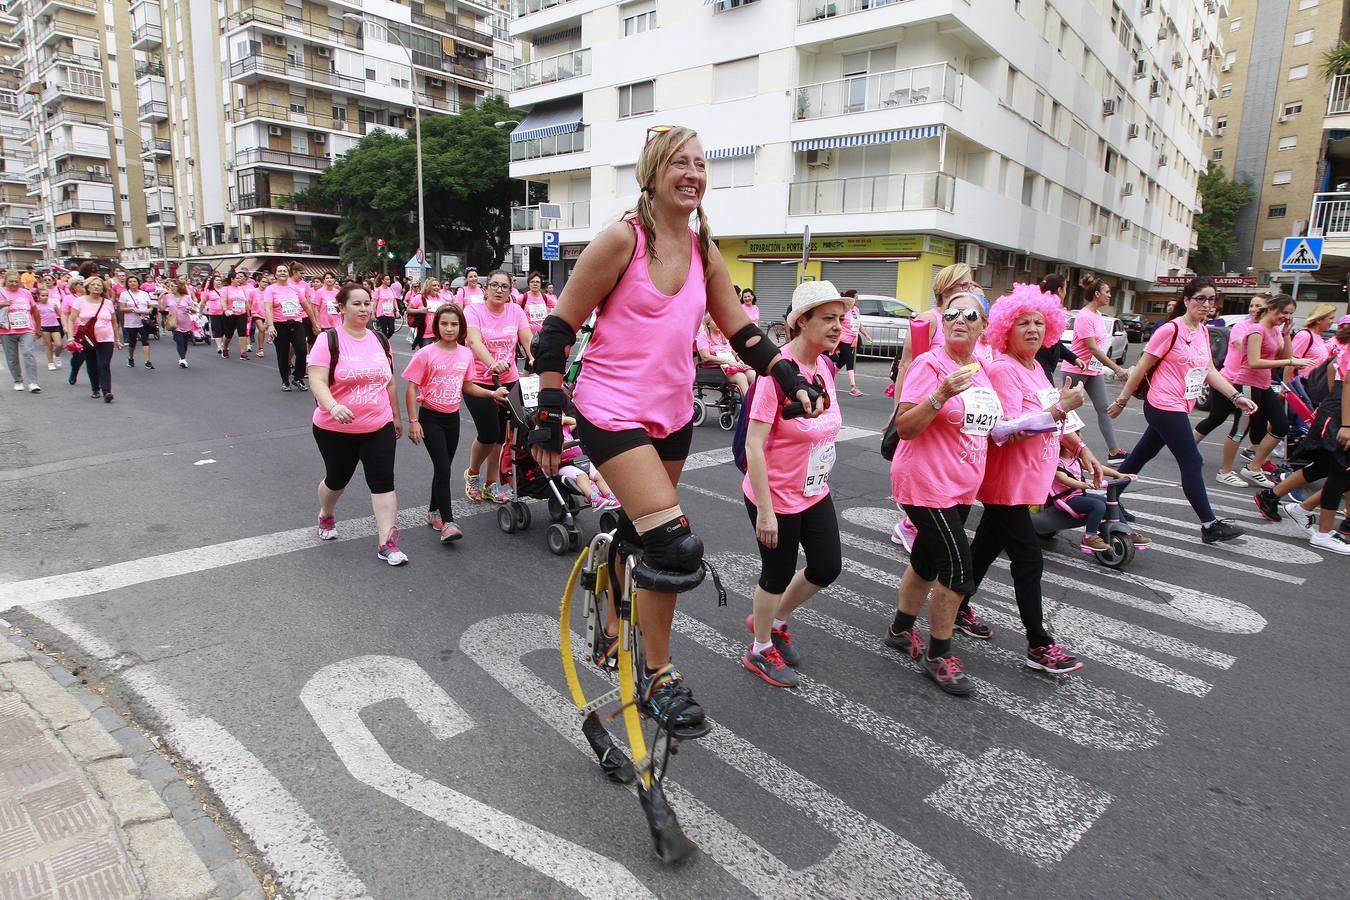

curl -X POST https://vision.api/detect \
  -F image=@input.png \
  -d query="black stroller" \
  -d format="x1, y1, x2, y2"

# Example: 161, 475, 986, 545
495, 375, 622, 554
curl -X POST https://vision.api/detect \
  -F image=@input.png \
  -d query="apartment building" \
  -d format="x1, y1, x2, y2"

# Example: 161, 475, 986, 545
0, 2, 41, 272
1209, 0, 1349, 301
506, 0, 1219, 320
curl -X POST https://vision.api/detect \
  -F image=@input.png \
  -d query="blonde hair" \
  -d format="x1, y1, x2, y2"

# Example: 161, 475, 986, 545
932, 263, 973, 301
623, 126, 712, 266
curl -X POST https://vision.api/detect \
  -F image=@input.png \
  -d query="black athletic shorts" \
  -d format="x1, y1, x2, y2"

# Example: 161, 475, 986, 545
209, 314, 226, 336
572, 406, 694, 468
902, 504, 975, 595
463, 382, 513, 445
312, 422, 397, 493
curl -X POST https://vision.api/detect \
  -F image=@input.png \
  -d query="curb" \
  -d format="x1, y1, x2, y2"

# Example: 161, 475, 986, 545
1, 621, 263, 900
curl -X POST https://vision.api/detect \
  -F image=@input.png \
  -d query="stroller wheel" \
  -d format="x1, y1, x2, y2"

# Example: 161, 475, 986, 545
512, 501, 531, 531
547, 493, 565, 523
598, 510, 620, 535
718, 410, 736, 431
1093, 531, 1135, 569
691, 397, 706, 427
546, 523, 570, 556
496, 505, 516, 534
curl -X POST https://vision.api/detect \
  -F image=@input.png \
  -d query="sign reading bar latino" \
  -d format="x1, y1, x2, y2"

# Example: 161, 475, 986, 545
1155, 275, 1256, 287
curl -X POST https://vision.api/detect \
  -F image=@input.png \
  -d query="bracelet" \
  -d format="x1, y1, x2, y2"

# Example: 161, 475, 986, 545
928, 393, 943, 411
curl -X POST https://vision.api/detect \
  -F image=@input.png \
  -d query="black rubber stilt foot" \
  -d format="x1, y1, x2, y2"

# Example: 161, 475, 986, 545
639, 782, 696, 864
581, 713, 635, 784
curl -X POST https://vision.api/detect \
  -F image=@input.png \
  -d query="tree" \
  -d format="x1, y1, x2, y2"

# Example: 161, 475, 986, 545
1322, 40, 1350, 79
304, 96, 519, 276
1190, 163, 1255, 275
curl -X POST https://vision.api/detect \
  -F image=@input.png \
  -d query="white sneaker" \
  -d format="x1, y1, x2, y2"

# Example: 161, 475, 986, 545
47, 362, 56, 371
178, 359, 188, 368
1283, 502, 1317, 531
891, 516, 918, 552
1309, 530, 1350, 555
1214, 470, 1247, 488
27, 383, 40, 393
54, 359, 62, 368
12, 382, 23, 391
1240, 468, 1275, 488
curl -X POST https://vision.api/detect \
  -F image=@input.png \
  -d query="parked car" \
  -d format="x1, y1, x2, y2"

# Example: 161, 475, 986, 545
854, 294, 916, 355
1118, 312, 1147, 343
1061, 311, 1129, 366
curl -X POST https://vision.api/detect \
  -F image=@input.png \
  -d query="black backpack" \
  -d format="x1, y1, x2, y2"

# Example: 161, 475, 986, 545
1304, 356, 1336, 408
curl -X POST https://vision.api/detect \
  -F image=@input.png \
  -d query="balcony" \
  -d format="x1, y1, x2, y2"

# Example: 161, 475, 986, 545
134, 60, 164, 79
223, 5, 359, 50
229, 55, 366, 92
794, 63, 962, 121
1309, 192, 1350, 260
1327, 73, 1350, 129
787, 171, 955, 216
0, 168, 26, 184
144, 174, 173, 188
49, 169, 111, 186
42, 79, 104, 105
137, 98, 168, 122
37, 17, 100, 47
54, 226, 117, 243
38, 51, 102, 76
410, 11, 493, 50
510, 200, 590, 231
510, 125, 587, 162
47, 138, 109, 159
139, 138, 170, 158
43, 107, 105, 130
233, 146, 330, 172
35, 0, 97, 16
52, 197, 115, 214
130, 22, 162, 50
240, 236, 339, 256
409, 50, 491, 86
797, 0, 906, 24
513, 0, 580, 14
513, 48, 590, 91
235, 191, 340, 217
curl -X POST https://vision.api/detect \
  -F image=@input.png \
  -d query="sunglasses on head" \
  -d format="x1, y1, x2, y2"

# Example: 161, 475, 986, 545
943, 308, 982, 323
646, 125, 674, 144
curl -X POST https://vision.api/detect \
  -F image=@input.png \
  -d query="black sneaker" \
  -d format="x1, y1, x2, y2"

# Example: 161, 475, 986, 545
295, 378, 309, 392
639, 664, 710, 739
590, 633, 618, 670
281, 382, 293, 392
1340, 518, 1350, 538
1201, 519, 1245, 544
126, 358, 134, 367
955, 606, 993, 640
922, 652, 973, 696
1253, 488, 1281, 523
883, 626, 924, 659
145, 360, 154, 369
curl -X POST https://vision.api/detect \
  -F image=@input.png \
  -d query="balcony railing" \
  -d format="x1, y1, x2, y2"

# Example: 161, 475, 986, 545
234, 146, 330, 171
55, 227, 117, 242
52, 197, 115, 214
513, 0, 580, 14
409, 49, 491, 83
37, 0, 98, 14
42, 80, 104, 103
144, 174, 173, 188
37, 18, 100, 44
798, 0, 906, 24
1329, 73, 1350, 117
224, 6, 359, 50
513, 48, 590, 91
794, 62, 962, 120
140, 138, 171, 156
50, 169, 111, 185
510, 125, 587, 162
134, 60, 164, 78
130, 22, 162, 47
38, 51, 102, 74
47, 139, 108, 158
410, 11, 493, 48
511, 200, 590, 231
787, 171, 955, 216
43, 108, 105, 130
235, 192, 339, 214
229, 55, 366, 92
1310, 192, 1350, 238
137, 99, 168, 120
241, 236, 339, 256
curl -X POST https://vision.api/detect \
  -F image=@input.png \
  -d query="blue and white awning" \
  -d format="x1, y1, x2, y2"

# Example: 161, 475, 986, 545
792, 125, 942, 152
510, 100, 583, 143
706, 145, 756, 160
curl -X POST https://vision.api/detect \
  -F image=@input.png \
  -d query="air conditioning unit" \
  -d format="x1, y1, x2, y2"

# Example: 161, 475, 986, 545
1277, 114, 1289, 123
315, 47, 331, 58
428, 78, 444, 87
1159, 153, 1169, 166
271, 35, 286, 46
1186, 75, 1195, 88
1221, 61, 1232, 72
956, 242, 986, 267
404, 107, 416, 118
1141, 0, 1154, 12
1103, 99, 1117, 116
1191, 27, 1201, 40
1122, 183, 1135, 196
1128, 123, 1140, 138
103, 215, 113, 226
1134, 59, 1147, 78
1205, 0, 1216, 12
1172, 52, 1183, 68
1119, 219, 1132, 232
462, 47, 480, 58
1157, 26, 1167, 41
311, 132, 326, 144
268, 125, 282, 136
1089, 233, 1102, 245
805, 149, 831, 168
1150, 81, 1162, 98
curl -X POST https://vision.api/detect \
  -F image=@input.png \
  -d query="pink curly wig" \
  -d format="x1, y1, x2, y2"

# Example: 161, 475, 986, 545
984, 282, 1068, 354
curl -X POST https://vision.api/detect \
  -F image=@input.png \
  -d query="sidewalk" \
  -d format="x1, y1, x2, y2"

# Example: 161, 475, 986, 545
0, 626, 262, 900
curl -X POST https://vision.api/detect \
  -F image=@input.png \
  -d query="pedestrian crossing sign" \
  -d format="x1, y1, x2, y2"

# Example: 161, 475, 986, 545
1280, 236, 1323, 271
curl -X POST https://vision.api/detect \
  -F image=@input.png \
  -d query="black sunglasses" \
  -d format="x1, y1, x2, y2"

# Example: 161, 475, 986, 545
942, 308, 982, 323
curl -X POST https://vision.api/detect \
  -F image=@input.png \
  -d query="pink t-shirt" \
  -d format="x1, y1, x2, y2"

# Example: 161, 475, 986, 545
456, 286, 485, 306
162, 295, 197, 332
0, 287, 38, 335
73, 296, 117, 343
221, 286, 250, 316
1144, 318, 1211, 413
1291, 328, 1330, 377
1220, 320, 1280, 389
120, 290, 154, 329
465, 301, 529, 383
838, 306, 859, 345
1335, 341, 1350, 382
373, 287, 398, 318
419, 293, 448, 338
265, 283, 307, 322
200, 289, 224, 316
742, 303, 760, 325
288, 278, 314, 305
36, 296, 59, 328
522, 293, 551, 332
308, 329, 394, 434
314, 287, 341, 329
892, 349, 999, 508
1063, 308, 1106, 376
402, 342, 474, 414
740, 345, 842, 514
59, 294, 78, 318
573, 222, 706, 438
248, 288, 266, 319
978, 356, 1060, 506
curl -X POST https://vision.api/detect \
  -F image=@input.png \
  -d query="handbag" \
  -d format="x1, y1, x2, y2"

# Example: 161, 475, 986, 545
74, 299, 107, 346
880, 413, 899, 461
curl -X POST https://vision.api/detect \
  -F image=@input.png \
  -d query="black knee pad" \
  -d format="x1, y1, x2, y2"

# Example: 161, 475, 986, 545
641, 516, 704, 575
608, 511, 642, 573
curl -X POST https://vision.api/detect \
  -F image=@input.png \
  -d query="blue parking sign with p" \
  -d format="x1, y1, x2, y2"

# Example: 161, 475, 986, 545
542, 231, 560, 261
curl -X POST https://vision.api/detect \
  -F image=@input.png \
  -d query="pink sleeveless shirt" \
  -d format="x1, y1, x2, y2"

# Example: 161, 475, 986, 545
572, 221, 705, 438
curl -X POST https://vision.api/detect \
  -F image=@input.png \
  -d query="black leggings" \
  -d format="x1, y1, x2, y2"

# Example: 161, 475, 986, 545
313, 422, 397, 493
964, 504, 1050, 647
743, 494, 842, 594
1293, 456, 1350, 512
418, 406, 460, 519
832, 342, 856, 372
124, 327, 150, 355
1195, 384, 1287, 443
1118, 400, 1215, 523
375, 316, 396, 339
902, 504, 974, 595
274, 321, 308, 383
463, 384, 512, 444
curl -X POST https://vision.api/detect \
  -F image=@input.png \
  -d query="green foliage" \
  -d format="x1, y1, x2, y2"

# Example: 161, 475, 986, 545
307, 96, 519, 276
1190, 163, 1256, 275
1322, 41, 1350, 79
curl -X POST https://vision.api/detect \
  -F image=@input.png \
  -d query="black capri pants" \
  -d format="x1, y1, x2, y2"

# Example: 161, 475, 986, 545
902, 504, 975, 596
208, 314, 226, 338
313, 422, 397, 493
463, 382, 513, 444
743, 494, 842, 594
1195, 384, 1287, 442
221, 314, 247, 343
572, 406, 695, 467
832, 342, 857, 372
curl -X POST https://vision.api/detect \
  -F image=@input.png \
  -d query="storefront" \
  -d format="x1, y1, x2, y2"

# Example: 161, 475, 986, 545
1138, 275, 1261, 320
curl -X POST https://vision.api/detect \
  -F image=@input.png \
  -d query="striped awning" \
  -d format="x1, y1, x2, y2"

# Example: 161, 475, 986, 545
510, 99, 583, 143
792, 125, 942, 152
706, 145, 756, 160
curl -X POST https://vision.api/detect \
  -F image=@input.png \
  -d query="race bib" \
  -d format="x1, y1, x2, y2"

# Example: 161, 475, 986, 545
527, 304, 547, 323
1085, 356, 1103, 374
326, 299, 339, 315
7, 310, 29, 329
961, 386, 1002, 436
1036, 387, 1084, 434
518, 374, 540, 409
714, 350, 734, 364
280, 299, 301, 318
803, 441, 836, 497
1183, 366, 1205, 400
231, 299, 246, 313
427, 299, 443, 313
380, 301, 394, 315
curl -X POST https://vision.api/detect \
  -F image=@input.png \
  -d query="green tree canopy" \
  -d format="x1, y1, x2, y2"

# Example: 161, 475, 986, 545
1190, 162, 1255, 275
302, 96, 518, 276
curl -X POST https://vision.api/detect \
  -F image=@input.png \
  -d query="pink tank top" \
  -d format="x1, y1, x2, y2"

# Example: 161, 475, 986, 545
572, 220, 705, 438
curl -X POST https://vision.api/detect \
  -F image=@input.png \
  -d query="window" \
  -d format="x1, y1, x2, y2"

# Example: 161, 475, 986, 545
618, 80, 655, 118
1289, 65, 1309, 80
1002, 66, 1018, 105
1293, 28, 1314, 46
1212, 147, 1223, 160
1229, 17, 1241, 31
1298, 0, 1317, 8
622, 0, 656, 36
1069, 118, 1087, 155
1224, 50, 1236, 67
1104, 147, 1118, 175
1033, 90, 1045, 125
1262, 238, 1282, 251
1278, 135, 1297, 150
331, 106, 347, 122
712, 57, 757, 102
1268, 204, 1287, 218
1220, 83, 1232, 97
1022, 171, 1036, 205
1215, 115, 1227, 135
1283, 101, 1302, 117
365, 68, 376, 81
710, 154, 753, 189
1272, 170, 1292, 185
289, 100, 305, 114
614, 164, 635, 191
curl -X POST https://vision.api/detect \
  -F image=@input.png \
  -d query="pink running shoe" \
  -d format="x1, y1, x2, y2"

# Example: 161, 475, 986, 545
377, 529, 409, 566
1026, 644, 1084, 675
317, 513, 337, 541
891, 516, 918, 552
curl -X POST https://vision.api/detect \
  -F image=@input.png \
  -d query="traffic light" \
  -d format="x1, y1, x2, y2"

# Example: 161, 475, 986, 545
387, 250, 395, 260
377, 238, 386, 248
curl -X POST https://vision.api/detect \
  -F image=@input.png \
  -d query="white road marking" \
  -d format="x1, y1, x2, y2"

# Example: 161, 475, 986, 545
193, 458, 217, 466
1123, 510, 1323, 564
708, 552, 1165, 751
460, 613, 971, 896
300, 656, 653, 900
683, 425, 878, 472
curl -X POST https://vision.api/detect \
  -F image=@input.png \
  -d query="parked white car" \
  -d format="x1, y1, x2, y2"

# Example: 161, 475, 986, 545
854, 294, 917, 353
1060, 312, 1129, 366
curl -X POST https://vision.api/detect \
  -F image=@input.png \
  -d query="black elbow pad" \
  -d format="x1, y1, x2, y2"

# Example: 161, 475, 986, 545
729, 323, 777, 376
534, 315, 575, 375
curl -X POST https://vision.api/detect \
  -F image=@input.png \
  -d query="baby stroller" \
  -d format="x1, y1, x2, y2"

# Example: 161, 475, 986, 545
692, 362, 743, 430
496, 375, 623, 554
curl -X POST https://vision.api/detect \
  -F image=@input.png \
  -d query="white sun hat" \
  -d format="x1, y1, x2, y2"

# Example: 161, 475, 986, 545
785, 280, 854, 328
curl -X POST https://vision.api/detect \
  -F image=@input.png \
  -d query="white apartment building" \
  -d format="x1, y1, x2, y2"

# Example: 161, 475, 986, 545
507, 0, 1221, 319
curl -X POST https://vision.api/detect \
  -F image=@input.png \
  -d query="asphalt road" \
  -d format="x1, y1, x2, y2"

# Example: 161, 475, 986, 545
1, 338, 1347, 899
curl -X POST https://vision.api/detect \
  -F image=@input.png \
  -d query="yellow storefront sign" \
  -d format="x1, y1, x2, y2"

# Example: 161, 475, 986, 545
743, 235, 954, 257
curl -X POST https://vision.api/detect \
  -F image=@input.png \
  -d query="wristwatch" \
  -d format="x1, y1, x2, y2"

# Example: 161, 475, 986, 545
928, 393, 943, 411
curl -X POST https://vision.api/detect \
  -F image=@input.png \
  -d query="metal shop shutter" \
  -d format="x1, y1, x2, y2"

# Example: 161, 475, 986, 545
821, 260, 898, 298
753, 261, 797, 323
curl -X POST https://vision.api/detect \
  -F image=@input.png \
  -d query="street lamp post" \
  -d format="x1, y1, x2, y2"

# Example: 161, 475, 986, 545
344, 13, 425, 278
